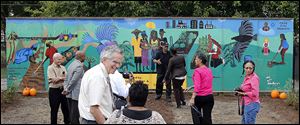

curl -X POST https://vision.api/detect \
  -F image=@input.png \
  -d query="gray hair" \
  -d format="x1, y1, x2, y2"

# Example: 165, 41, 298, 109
53, 53, 62, 60
100, 45, 123, 61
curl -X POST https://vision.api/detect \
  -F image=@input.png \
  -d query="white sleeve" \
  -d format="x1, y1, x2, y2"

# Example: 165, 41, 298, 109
110, 71, 129, 98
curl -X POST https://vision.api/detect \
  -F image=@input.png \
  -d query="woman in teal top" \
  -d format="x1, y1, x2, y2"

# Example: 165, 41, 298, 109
277, 33, 289, 64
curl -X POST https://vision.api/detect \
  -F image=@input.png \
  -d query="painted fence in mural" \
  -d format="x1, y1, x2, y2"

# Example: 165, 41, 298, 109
5, 17, 294, 92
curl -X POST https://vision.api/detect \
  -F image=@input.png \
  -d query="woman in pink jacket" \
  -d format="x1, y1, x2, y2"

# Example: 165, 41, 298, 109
189, 52, 214, 124
236, 60, 260, 124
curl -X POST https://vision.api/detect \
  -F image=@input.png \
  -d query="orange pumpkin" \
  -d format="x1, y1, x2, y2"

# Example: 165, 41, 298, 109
22, 87, 30, 96
279, 92, 287, 99
29, 88, 37, 96
271, 90, 279, 98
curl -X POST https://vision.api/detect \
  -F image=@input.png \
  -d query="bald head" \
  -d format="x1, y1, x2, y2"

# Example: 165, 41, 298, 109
75, 51, 86, 62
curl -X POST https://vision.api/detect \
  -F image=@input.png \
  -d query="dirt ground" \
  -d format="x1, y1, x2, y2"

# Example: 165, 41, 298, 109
1, 92, 299, 124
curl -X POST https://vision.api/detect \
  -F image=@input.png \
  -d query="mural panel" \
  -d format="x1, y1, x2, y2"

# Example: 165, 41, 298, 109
6, 17, 294, 92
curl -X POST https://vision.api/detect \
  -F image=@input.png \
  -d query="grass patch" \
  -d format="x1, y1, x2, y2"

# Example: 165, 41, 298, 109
1, 84, 17, 104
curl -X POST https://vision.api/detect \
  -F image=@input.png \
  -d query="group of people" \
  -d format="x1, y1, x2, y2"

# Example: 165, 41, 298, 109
47, 45, 166, 124
47, 41, 261, 124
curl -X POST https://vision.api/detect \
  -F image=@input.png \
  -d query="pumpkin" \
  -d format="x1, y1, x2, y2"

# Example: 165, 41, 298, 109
29, 88, 37, 96
271, 90, 279, 98
279, 92, 288, 99
22, 87, 30, 96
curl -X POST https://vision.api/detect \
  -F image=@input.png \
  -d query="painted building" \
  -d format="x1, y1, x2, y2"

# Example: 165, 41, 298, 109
5, 17, 294, 92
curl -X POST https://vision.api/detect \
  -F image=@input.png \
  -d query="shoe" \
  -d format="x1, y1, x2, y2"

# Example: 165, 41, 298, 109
177, 105, 181, 108
181, 101, 186, 105
155, 95, 161, 100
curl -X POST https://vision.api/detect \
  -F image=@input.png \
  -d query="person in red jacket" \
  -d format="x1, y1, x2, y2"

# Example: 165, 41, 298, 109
45, 41, 58, 65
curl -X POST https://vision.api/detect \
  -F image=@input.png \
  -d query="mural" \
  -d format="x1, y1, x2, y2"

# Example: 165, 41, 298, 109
5, 17, 294, 92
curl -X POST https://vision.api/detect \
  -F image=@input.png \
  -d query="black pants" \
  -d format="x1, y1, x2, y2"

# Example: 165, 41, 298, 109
194, 94, 214, 124
49, 88, 70, 124
67, 98, 80, 124
172, 79, 185, 106
156, 73, 172, 97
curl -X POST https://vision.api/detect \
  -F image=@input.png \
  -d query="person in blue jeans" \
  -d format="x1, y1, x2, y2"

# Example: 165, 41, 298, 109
242, 102, 260, 124
236, 60, 261, 124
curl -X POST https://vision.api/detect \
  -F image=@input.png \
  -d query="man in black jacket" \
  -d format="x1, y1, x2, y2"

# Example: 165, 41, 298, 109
153, 41, 172, 101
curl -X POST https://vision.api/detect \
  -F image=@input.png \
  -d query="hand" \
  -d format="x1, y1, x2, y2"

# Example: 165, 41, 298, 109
61, 90, 69, 95
156, 59, 162, 65
60, 77, 66, 81
189, 98, 195, 106
236, 91, 246, 96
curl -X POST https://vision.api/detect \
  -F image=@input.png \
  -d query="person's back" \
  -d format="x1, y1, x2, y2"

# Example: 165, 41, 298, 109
105, 109, 166, 124
193, 66, 213, 96
167, 55, 186, 79
105, 81, 166, 124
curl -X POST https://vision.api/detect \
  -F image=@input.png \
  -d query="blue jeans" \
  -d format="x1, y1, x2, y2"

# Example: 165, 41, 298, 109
242, 102, 260, 124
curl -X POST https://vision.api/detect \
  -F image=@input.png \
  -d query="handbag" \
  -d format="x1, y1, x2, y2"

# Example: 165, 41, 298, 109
113, 93, 127, 110
191, 105, 203, 124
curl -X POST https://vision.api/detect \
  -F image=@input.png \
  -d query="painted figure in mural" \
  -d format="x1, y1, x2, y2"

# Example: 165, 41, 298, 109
105, 81, 166, 124
47, 53, 69, 124
149, 30, 159, 72
13, 43, 38, 64
140, 31, 150, 71
277, 33, 289, 64
262, 38, 270, 56
153, 41, 172, 102
163, 48, 187, 108
207, 34, 224, 68
235, 60, 260, 124
131, 29, 142, 72
78, 45, 123, 124
262, 22, 270, 31
189, 52, 214, 124
45, 41, 58, 65
159, 29, 168, 49
62, 51, 86, 124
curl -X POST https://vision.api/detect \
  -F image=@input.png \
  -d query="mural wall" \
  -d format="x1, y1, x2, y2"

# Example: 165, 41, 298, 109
6, 17, 294, 92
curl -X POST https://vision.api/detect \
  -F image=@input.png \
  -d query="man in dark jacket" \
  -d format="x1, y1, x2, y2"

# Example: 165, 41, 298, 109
153, 41, 172, 101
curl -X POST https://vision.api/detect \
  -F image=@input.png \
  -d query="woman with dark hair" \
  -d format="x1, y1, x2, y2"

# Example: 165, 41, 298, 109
189, 52, 214, 124
277, 33, 289, 64
236, 60, 260, 124
105, 81, 166, 124
163, 48, 187, 108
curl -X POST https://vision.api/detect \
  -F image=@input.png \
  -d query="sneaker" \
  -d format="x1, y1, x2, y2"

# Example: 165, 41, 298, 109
155, 95, 161, 100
